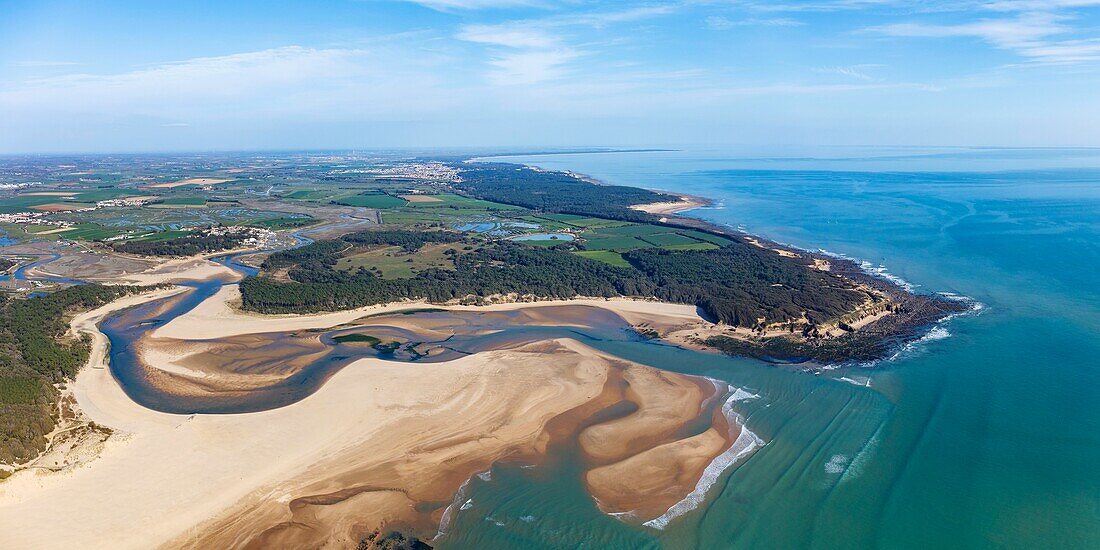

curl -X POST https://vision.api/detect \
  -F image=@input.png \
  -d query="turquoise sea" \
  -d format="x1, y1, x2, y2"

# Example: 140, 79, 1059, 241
436, 147, 1100, 549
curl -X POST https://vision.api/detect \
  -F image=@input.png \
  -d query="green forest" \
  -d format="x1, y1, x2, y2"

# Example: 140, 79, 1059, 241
0, 285, 151, 464
453, 163, 674, 223
112, 232, 250, 256
240, 228, 871, 329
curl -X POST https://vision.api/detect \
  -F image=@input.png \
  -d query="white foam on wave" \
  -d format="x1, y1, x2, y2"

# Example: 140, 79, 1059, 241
920, 326, 951, 342
642, 385, 766, 530
824, 454, 850, 475
813, 248, 920, 292
730, 387, 761, 402
435, 468, 489, 540
839, 424, 883, 485
838, 376, 872, 388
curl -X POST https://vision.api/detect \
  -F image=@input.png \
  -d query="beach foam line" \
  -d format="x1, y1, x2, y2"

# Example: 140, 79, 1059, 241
434, 468, 491, 541
812, 247, 920, 292
642, 385, 765, 530
881, 295, 985, 362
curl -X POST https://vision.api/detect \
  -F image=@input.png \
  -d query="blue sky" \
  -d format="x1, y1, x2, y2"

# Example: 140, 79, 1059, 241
2, 0, 1100, 153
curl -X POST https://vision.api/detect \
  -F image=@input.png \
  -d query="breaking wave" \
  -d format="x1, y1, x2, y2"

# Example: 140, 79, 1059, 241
642, 385, 765, 530
435, 468, 490, 540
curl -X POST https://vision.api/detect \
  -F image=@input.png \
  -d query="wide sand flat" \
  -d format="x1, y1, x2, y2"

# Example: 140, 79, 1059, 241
0, 331, 611, 548
0, 254, 759, 547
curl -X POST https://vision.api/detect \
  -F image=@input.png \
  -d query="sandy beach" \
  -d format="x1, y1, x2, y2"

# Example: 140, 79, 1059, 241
630, 195, 708, 215
0, 273, 749, 548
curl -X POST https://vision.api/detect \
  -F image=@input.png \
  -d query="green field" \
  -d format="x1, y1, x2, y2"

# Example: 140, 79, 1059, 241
574, 250, 631, 267
335, 243, 456, 278
638, 232, 700, 247
23, 223, 125, 241
578, 222, 733, 252
71, 189, 144, 202
562, 217, 632, 228
58, 224, 127, 241
156, 196, 207, 206
582, 236, 650, 251
404, 193, 522, 211
589, 224, 667, 237
283, 189, 334, 200
126, 229, 191, 242
0, 195, 70, 213
335, 193, 408, 208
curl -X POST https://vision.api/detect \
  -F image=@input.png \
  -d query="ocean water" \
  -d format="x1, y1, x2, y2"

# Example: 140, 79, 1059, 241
437, 148, 1100, 549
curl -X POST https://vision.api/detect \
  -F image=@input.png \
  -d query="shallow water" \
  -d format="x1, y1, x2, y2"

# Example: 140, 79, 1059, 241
461, 147, 1100, 549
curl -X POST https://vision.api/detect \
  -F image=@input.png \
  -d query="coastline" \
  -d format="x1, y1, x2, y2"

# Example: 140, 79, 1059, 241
0, 155, 974, 547
0, 264, 754, 548
467, 156, 970, 365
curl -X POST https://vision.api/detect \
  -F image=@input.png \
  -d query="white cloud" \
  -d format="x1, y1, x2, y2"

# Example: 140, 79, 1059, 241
706, 16, 805, 29
0, 46, 455, 121
392, 0, 543, 11
870, 11, 1100, 64
457, 23, 559, 48
487, 49, 581, 84
872, 12, 1066, 49
455, 4, 678, 85
815, 65, 880, 80
983, 0, 1100, 11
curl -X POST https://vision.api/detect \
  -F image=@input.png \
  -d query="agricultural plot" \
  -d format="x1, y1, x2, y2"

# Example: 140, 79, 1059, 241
54, 224, 126, 241
22, 223, 127, 241
573, 250, 631, 268
283, 190, 331, 200
125, 230, 192, 242
334, 193, 408, 209
674, 229, 734, 246
70, 189, 145, 202
403, 194, 522, 211
379, 210, 449, 225
582, 236, 650, 251
579, 222, 731, 252
637, 232, 700, 247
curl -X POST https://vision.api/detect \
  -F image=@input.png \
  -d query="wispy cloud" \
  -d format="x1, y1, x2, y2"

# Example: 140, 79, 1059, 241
706, 16, 805, 29
814, 65, 881, 80
869, 11, 1100, 64
0, 46, 453, 120
10, 60, 82, 68
392, 0, 544, 11
455, 4, 678, 85
486, 49, 581, 84
456, 22, 559, 48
